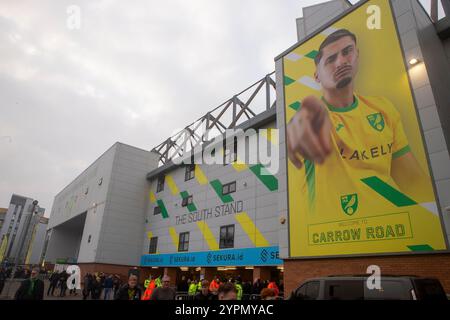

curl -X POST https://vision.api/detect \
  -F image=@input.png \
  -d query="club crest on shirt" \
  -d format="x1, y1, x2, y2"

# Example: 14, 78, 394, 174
367, 113, 385, 132
341, 194, 358, 216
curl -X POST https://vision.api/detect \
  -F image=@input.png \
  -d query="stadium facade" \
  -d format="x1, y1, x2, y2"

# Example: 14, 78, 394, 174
44, 0, 450, 293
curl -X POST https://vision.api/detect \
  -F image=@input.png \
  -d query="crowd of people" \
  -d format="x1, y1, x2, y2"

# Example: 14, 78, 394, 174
82, 272, 123, 300
133, 274, 283, 301
175, 275, 283, 300
112, 273, 282, 301
1, 265, 284, 301
0, 267, 46, 300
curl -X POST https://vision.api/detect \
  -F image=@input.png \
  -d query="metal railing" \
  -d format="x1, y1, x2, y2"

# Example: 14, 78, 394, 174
151, 72, 276, 167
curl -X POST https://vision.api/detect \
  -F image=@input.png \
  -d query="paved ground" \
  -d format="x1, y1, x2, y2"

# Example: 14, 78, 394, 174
0, 279, 86, 300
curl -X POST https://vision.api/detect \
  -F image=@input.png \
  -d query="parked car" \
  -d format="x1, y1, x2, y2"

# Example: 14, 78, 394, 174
288, 275, 448, 300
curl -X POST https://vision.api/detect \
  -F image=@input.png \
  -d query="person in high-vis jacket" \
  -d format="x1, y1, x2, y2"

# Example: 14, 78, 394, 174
141, 277, 156, 300
209, 276, 220, 296
188, 279, 198, 296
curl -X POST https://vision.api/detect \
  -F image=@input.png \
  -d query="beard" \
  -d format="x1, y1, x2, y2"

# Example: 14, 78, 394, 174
336, 76, 352, 89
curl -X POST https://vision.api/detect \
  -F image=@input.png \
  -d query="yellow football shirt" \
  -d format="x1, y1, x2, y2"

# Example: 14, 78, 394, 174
304, 94, 410, 215
291, 94, 446, 255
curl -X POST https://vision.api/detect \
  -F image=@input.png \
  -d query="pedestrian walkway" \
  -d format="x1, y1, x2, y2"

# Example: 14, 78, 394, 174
0, 279, 82, 300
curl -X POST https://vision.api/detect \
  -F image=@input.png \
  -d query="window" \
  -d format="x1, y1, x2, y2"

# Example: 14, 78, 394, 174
364, 280, 408, 300
293, 281, 320, 300
178, 232, 190, 252
305, 281, 320, 300
156, 175, 165, 193
185, 164, 195, 181
181, 195, 193, 207
153, 206, 161, 215
222, 181, 236, 195
325, 280, 364, 300
149, 237, 158, 254
219, 225, 235, 249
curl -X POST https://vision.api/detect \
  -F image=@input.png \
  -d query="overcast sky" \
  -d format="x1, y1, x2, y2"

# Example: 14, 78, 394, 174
0, 0, 436, 215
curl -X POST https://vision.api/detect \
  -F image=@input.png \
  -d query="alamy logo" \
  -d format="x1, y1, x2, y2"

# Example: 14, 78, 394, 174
66, 265, 81, 290
366, 265, 381, 290
341, 194, 358, 216
172, 128, 279, 175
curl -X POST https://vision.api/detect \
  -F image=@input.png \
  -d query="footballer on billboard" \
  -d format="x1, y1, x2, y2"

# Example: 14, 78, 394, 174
281, 0, 448, 258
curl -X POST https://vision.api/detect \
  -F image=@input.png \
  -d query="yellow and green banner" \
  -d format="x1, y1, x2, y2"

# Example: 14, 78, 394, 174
282, 0, 448, 258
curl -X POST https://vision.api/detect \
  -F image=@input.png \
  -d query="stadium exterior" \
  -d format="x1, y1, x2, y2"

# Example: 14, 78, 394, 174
44, 0, 450, 293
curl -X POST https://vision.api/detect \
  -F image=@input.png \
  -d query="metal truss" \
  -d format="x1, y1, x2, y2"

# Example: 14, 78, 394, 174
430, 0, 450, 22
152, 72, 276, 166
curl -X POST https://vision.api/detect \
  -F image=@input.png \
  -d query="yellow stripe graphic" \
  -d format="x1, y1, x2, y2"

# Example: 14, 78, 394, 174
149, 191, 156, 204
195, 165, 208, 185
0, 235, 8, 261
169, 227, 179, 251
197, 221, 219, 250
166, 175, 180, 195
235, 212, 270, 247
232, 157, 248, 172
260, 128, 278, 145
25, 225, 38, 265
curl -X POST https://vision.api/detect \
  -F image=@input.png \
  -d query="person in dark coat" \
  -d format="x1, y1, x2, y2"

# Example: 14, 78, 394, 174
113, 275, 122, 297
47, 271, 59, 296
194, 280, 217, 301
82, 273, 93, 300
103, 275, 114, 300
59, 270, 68, 297
114, 274, 142, 300
252, 278, 264, 295
91, 274, 103, 300
177, 275, 189, 292
0, 268, 7, 295
15, 268, 44, 300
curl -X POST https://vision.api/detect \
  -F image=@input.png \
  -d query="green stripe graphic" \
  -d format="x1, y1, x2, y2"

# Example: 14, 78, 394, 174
305, 160, 316, 211
392, 145, 411, 159
407, 244, 434, 252
156, 199, 169, 219
284, 76, 296, 86
305, 50, 319, 60
180, 191, 197, 212
210, 180, 234, 203
289, 101, 301, 111
361, 176, 417, 207
250, 164, 278, 191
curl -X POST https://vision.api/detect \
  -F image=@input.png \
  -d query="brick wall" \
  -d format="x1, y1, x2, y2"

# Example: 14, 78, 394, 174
284, 253, 450, 295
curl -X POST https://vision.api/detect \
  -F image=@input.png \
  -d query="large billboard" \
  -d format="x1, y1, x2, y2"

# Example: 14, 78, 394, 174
280, 0, 448, 258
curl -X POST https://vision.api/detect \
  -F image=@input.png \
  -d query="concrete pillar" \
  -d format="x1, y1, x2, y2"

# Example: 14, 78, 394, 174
164, 267, 178, 287
253, 267, 272, 281
200, 267, 216, 281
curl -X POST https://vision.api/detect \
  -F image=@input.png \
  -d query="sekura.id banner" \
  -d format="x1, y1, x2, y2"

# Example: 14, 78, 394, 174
281, 0, 448, 258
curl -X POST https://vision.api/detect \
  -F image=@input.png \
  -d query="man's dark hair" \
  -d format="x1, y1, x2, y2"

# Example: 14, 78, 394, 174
314, 29, 357, 65
218, 283, 237, 295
